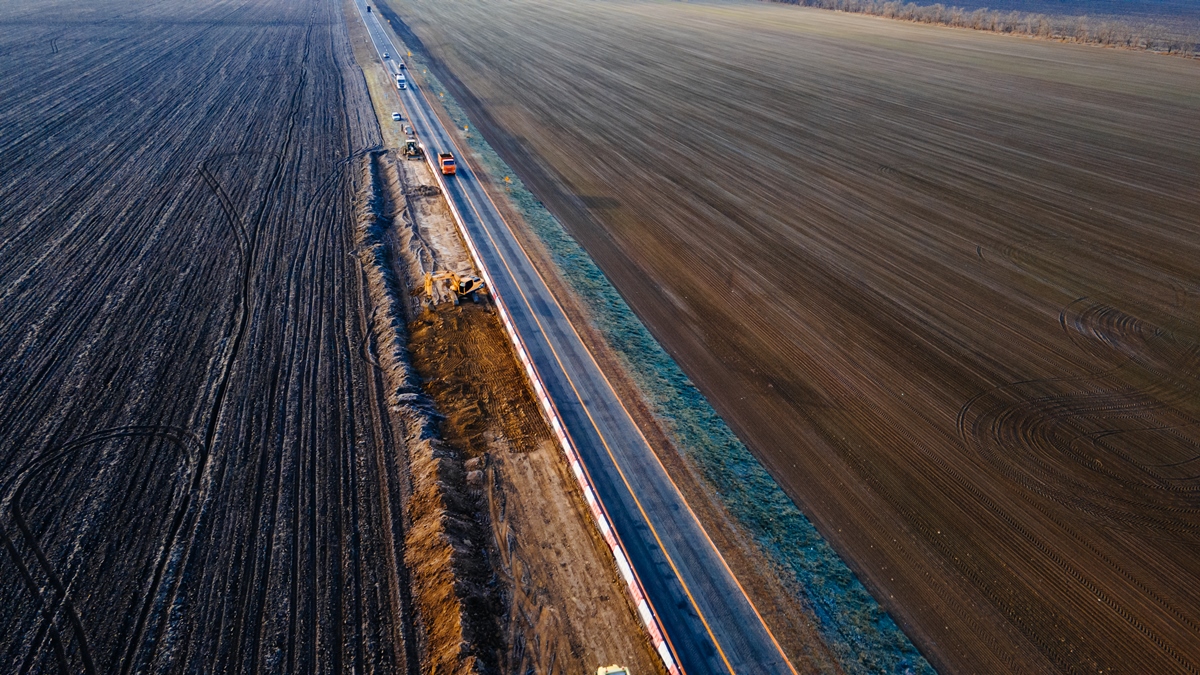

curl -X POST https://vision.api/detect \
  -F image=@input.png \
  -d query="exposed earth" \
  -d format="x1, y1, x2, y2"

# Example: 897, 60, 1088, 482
0, 0, 414, 670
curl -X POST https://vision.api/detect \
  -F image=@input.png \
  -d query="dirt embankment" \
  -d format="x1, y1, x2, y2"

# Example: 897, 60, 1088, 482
355, 152, 500, 674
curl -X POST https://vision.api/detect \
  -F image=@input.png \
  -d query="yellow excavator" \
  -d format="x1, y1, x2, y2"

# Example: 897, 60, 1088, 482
424, 270, 486, 305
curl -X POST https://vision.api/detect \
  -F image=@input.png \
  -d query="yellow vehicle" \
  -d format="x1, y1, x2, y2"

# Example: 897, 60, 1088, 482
596, 667, 630, 675
402, 138, 423, 159
424, 270, 485, 304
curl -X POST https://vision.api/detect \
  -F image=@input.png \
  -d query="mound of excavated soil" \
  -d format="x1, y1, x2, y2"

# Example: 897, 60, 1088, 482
407, 301, 664, 675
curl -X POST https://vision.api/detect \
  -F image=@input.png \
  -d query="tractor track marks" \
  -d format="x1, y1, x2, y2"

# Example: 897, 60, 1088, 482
0, 0, 416, 671
962, 240, 1200, 536
1, 425, 202, 674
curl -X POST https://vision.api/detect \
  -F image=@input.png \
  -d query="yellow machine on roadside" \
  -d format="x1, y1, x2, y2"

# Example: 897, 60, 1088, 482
424, 270, 485, 305
596, 666, 630, 675
402, 137, 423, 159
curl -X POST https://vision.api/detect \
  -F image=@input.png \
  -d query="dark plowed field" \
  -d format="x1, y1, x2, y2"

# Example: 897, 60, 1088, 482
383, 0, 1200, 672
0, 0, 415, 672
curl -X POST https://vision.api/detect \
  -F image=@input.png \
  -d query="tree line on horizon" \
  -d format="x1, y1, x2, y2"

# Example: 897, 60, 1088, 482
774, 0, 1199, 56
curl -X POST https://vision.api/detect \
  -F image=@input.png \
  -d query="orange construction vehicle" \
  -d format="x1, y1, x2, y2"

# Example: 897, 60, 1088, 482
438, 152, 456, 175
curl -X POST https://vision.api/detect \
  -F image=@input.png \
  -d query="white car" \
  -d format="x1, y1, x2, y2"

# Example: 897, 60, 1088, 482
383, 52, 388, 58
391, 112, 402, 121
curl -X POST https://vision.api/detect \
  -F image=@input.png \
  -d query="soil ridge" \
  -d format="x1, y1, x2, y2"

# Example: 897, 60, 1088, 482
355, 151, 500, 675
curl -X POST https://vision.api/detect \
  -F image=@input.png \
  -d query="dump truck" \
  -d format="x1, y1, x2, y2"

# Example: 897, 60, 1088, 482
438, 152, 456, 175
395, 73, 407, 89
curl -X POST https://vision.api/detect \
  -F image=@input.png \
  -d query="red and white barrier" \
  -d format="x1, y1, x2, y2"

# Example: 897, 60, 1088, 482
417, 131, 680, 675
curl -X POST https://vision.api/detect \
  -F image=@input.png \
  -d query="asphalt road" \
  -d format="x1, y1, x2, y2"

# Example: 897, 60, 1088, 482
352, 3, 795, 673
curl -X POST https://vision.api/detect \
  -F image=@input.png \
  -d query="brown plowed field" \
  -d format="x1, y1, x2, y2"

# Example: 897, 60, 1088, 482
0, 0, 417, 671
381, 0, 1200, 672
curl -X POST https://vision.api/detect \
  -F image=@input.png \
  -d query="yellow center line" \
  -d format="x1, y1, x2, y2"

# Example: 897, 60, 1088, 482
381, 64, 707, 671
450, 167, 735, 675
442, 118, 799, 675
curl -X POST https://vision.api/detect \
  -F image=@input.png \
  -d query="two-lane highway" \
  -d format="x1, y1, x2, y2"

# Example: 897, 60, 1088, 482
352, 3, 796, 672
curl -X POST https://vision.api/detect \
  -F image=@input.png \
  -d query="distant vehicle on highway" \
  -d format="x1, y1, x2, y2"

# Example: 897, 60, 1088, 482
391, 112, 401, 121
438, 152, 456, 175
383, 51, 388, 58
395, 73, 407, 89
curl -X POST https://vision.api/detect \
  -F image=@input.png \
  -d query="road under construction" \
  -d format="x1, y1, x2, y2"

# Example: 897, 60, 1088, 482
353, 2, 797, 673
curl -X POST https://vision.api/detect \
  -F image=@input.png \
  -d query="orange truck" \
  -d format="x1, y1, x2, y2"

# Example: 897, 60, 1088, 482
438, 152, 456, 175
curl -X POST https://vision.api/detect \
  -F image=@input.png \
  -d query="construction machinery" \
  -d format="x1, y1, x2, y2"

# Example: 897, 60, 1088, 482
402, 137, 424, 159
596, 667, 630, 675
424, 270, 485, 304
438, 152, 456, 175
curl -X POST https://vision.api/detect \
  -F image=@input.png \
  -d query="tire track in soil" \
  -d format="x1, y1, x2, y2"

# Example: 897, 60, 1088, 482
1, 127, 264, 674
963, 242, 1200, 535
955, 241, 1200, 673
3, 426, 202, 674
0, 164, 232, 670
0, 0, 414, 671
224, 25, 312, 674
